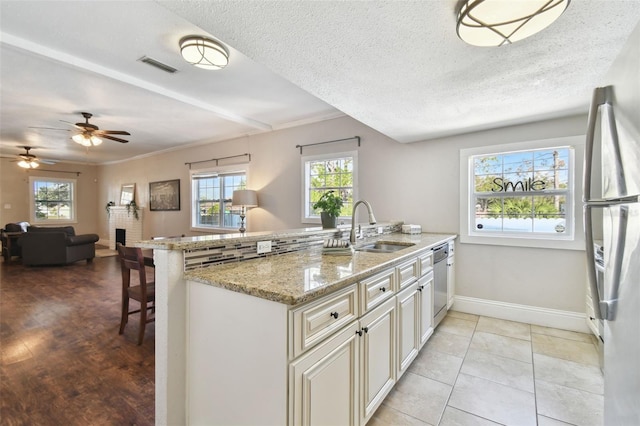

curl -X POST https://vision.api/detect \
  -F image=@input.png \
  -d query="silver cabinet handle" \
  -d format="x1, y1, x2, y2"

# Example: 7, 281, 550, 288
584, 204, 603, 320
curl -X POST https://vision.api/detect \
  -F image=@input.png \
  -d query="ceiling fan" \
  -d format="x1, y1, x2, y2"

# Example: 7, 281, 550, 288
11, 146, 56, 169
64, 112, 130, 146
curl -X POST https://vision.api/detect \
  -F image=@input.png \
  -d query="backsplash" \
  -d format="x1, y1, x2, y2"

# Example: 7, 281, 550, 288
183, 223, 402, 271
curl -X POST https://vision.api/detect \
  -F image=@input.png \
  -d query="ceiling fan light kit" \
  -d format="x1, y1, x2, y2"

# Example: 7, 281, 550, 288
456, 0, 570, 47
18, 159, 39, 169
179, 36, 229, 70
72, 133, 102, 146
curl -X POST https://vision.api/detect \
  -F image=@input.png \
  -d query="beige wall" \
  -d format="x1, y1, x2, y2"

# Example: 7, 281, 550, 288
0, 113, 588, 313
0, 161, 99, 235
94, 114, 588, 313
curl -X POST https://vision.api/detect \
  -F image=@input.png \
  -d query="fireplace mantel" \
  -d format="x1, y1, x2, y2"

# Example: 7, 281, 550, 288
108, 206, 144, 249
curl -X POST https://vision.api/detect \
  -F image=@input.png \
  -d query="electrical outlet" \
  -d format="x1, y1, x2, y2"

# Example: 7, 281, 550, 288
377, 227, 383, 234
257, 241, 272, 254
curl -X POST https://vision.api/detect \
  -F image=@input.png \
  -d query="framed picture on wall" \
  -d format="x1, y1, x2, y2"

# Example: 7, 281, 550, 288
149, 179, 180, 211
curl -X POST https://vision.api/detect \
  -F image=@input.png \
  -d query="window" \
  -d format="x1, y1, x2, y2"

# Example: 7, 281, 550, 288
460, 136, 585, 250
191, 170, 246, 230
302, 151, 357, 222
29, 176, 76, 224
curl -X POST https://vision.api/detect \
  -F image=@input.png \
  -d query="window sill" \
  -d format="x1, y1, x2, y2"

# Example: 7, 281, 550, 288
460, 233, 585, 251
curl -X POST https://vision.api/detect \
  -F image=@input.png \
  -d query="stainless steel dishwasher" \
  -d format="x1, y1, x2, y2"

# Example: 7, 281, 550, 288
432, 243, 449, 327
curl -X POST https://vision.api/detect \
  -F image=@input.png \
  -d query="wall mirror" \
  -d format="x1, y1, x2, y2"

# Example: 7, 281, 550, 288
120, 183, 136, 205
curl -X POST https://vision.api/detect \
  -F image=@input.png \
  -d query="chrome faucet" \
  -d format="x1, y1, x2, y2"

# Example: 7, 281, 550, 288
350, 200, 377, 244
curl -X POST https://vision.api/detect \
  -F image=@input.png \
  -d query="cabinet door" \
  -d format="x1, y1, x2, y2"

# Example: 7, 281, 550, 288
418, 272, 434, 348
359, 297, 396, 425
396, 282, 420, 378
289, 321, 360, 426
447, 255, 455, 309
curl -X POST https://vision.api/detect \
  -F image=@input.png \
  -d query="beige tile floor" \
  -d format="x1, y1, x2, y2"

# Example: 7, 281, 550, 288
368, 311, 604, 426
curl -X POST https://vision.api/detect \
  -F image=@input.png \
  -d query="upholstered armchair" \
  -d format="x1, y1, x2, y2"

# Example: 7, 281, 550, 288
1, 222, 30, 262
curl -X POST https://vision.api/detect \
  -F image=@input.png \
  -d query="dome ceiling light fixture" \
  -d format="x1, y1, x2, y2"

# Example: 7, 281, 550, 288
179, 36, 229, 70
456, 0, 571, 47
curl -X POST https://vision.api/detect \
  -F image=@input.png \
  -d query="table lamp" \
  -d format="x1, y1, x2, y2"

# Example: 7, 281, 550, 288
232, 190, 258, 232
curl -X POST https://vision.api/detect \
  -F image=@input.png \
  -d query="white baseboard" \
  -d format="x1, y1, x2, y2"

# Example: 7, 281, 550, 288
452, 296, 590, 334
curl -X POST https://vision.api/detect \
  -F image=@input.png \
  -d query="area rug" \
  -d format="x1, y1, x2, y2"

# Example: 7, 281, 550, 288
95, 248, 118, 258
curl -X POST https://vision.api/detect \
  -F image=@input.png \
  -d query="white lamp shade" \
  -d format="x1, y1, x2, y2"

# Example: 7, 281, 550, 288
232, 190, 258, 208
457, 0, 570, 47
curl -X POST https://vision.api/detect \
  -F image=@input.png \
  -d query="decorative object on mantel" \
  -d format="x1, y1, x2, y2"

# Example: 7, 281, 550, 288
313, 190, 344, 229
295, 136, 360, 154
126, 200, 139, 220
184, 153, 251, 169
149, 179, 181, 211
231, 190, 258, 233
105, 201, 115, 218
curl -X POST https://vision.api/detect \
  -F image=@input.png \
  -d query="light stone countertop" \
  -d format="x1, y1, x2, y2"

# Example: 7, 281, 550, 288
184, 232, 455, 306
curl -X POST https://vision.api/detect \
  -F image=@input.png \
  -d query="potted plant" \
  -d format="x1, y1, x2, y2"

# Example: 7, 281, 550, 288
126, 200, 139, 220
105, 201, 115, 218
313, 190, 344, 229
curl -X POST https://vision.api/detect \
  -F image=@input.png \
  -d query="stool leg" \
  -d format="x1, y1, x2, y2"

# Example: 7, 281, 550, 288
138, 299, 146, 345
119, 296, 128, 335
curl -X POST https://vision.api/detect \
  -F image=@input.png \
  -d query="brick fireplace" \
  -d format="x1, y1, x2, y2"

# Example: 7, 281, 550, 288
108, 206, 143, 250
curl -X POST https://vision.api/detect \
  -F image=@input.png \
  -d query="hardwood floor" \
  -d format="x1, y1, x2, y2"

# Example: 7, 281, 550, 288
0, 255, 155, 425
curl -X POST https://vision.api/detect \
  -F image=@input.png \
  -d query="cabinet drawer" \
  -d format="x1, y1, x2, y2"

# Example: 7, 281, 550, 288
360, 267, 395, 315
417, 250, 433, 276
396, 258, 420, 290
290, 284, 358, 359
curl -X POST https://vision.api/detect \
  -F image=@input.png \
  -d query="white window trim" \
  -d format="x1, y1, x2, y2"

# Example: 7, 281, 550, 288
301, 150, 358, 224
190, 165, 249, 233
459, 135, 585, 250
29, 176, 77, 224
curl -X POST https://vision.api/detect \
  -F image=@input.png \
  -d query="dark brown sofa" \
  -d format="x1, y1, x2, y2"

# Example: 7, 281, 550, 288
18, 226, 99, 266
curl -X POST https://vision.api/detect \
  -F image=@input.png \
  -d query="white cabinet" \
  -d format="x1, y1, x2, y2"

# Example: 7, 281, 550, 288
359, 297, 396, 424
447, 240, 455, 309
396, 281, 420, 378
289, 321, 361, 426
418, 271, 434, 348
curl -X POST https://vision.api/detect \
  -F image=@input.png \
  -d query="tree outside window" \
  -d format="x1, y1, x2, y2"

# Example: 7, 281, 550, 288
30, 177, 76, 223
303, 151, 357, 221
472, 147, 571, 234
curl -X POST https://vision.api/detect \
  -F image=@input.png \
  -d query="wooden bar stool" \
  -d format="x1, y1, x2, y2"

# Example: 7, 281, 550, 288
117, 243, 155, 345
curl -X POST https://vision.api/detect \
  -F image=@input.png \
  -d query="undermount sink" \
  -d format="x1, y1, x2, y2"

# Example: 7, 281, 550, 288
355, 241, 415, 253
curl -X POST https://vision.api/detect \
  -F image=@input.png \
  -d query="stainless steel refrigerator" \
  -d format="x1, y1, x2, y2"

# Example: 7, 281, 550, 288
583, 49, 640, 425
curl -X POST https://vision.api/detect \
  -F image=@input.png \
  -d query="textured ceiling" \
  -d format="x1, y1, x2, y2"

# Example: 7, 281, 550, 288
1, 1, 640, 165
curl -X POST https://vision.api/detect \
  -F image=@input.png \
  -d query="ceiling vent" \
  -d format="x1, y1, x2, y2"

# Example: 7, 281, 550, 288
138, 56, 178, 74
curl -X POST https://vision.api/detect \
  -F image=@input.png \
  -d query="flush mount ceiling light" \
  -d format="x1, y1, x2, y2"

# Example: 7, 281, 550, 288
72, 132, 102, 147
179, 36, 229, 70
456, 0, 570, 47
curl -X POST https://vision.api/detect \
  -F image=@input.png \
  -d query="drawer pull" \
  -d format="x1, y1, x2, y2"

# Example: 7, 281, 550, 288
362, 327, 369, 333
417, 285, 424, 292
330, 312, 339, 319
356, 329, 363, 336
379, 287, 386, 292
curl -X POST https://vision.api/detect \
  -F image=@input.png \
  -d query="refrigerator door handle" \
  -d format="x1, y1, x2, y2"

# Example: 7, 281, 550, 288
583, 85, 627, 203
584, 87, 607, 203
584, 204, 604, 320
602, 205, 629, 321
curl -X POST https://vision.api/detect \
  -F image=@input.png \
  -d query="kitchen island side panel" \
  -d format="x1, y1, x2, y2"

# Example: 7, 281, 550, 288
187, 280, 288, 425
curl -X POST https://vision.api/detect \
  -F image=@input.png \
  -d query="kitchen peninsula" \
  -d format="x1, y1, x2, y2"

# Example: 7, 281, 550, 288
135, 223, 456, 425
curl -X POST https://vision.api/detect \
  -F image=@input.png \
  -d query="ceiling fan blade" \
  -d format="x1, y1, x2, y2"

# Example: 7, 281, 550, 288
101, 135, 129, 143
60, 120, 85, 130
28, 126, 70, 131
96, 130, 131, 135
39, 159, 57, 165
